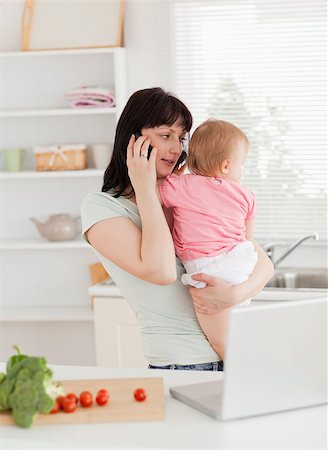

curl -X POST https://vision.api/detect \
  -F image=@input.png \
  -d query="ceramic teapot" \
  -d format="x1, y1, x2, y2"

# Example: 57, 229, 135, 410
30, 214, 81, 242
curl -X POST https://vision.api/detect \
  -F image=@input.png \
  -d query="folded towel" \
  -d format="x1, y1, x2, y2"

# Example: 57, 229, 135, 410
65, 86, 116, 109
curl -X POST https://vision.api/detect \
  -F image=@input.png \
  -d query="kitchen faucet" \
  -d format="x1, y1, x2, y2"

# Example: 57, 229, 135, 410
263, 234, 319, 268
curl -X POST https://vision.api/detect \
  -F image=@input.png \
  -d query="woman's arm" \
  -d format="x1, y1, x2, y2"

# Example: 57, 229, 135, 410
86, 135, 177, 285
189, 241, 274, 314
87, 214, 176, 285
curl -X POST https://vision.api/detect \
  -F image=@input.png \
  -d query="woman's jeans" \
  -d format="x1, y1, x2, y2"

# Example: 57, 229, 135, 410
148, 361, 224, 371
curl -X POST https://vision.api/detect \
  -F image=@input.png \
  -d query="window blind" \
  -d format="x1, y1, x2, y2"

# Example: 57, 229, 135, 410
172, 0, 327, 241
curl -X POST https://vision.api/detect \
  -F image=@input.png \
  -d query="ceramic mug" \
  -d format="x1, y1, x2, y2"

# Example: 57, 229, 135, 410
92, 143, 113, 170
1, 148, 25, 172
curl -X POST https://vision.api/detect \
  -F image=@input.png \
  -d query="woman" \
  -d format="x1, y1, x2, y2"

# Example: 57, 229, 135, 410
81, 87, 273, 370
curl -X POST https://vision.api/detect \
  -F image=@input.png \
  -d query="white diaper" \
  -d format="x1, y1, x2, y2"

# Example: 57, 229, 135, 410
181, 240, 258, 306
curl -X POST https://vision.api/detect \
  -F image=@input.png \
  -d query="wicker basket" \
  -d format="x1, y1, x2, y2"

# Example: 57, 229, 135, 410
33, 144, 88, 171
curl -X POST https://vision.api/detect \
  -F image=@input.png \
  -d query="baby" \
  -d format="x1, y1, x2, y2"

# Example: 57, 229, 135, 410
158, 119, 258, 360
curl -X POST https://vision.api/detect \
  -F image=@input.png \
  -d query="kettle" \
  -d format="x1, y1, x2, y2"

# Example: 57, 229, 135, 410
30, 214, 81, 242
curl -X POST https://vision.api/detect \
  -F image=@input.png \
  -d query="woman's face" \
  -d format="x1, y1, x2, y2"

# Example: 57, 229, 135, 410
141, 123, 188, 180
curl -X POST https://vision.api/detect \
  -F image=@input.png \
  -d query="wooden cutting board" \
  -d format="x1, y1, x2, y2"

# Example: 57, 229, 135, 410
0, 377, 165, 426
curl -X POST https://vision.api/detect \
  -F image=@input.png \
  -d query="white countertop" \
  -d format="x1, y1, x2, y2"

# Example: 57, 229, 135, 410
88, 281, 327, 302
0, 364, 326, 450
88, 281, 122, 297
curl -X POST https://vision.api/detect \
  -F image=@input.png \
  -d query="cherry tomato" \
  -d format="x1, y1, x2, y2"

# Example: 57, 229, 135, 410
57, 395, 66, 410
50, 400, 60, 414
97, 389, 109, 397
62, 397, 77, 413
66, 393, 79, 404
134, 388, 147, 402
79, 391, 93, 407
96, 393, 109, 406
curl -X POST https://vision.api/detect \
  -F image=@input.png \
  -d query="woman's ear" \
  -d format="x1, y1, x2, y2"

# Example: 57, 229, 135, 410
221, 159, 230, 174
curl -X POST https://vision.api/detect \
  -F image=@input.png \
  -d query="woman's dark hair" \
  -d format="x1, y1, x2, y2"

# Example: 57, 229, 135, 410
102, 87, 193, 197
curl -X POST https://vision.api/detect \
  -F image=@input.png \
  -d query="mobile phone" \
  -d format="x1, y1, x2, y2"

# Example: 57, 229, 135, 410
135, 131, 153, 159
135, 131, 187, 168
175, 150, 187, 169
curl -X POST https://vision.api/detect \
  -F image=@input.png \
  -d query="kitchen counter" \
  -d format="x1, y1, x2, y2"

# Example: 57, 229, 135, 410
88, 281, 122, 297
88, 281, 327, 302
0, 364, 326, 450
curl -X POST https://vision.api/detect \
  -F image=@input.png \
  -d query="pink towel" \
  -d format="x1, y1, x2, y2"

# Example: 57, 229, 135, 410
65, 86, 116, 109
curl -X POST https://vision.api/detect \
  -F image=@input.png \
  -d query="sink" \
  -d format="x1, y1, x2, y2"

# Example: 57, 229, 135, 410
254, 288, 327, 302
253, 267, 327, 303
266, 267, 328, 289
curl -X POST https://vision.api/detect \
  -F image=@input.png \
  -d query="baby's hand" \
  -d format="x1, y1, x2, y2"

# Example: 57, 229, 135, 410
126, 134, 157, 195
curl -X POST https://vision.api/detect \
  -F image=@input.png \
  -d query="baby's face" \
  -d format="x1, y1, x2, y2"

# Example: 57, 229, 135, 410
226, 140, 249, 183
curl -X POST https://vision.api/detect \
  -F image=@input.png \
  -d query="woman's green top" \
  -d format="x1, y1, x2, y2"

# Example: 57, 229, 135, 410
81, 191, 219, 366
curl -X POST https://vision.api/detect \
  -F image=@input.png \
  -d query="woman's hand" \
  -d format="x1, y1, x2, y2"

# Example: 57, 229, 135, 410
126, 134, 157, 195
189, 274, 237, 314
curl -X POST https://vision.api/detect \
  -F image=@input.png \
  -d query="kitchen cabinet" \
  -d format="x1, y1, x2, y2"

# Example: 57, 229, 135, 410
0, 48, 127, 364
89, 283, 148, 368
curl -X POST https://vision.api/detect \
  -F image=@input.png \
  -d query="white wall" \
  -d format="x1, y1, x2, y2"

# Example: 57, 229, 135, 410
124, 0, 173, 93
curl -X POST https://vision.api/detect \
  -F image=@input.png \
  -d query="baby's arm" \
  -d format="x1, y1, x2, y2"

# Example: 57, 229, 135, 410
245, 219, 254, 240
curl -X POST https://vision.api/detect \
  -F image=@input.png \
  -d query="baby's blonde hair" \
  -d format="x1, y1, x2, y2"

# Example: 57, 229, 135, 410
187, 119, 249, 177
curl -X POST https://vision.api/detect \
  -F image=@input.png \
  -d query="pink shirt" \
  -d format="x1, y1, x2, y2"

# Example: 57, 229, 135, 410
159, 174, 257, 262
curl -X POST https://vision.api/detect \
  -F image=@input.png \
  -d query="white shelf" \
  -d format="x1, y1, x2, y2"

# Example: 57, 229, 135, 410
0, 48, 121, 58
0, 169, 104, 180
0, 239, 90, 250
0, 43, 126, 364
0, 107, 117, 118
0, 306, 94, 322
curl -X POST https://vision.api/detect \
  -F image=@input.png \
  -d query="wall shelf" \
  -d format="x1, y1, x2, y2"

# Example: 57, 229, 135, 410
0, 169, 103, 179
0, 306, 94, 322
0, 48, 120, 58
0, 239, 90, 250
0, 44, 126, 364
0, 107, 116, 118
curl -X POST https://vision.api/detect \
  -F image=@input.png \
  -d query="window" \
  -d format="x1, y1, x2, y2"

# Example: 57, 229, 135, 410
172, 0, 326, 241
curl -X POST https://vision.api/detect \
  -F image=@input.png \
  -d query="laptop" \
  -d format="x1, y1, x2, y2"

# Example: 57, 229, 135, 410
170, 297, 327, 420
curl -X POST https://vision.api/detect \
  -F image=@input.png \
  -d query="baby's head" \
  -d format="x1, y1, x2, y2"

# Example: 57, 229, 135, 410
188, 119, 249, 182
